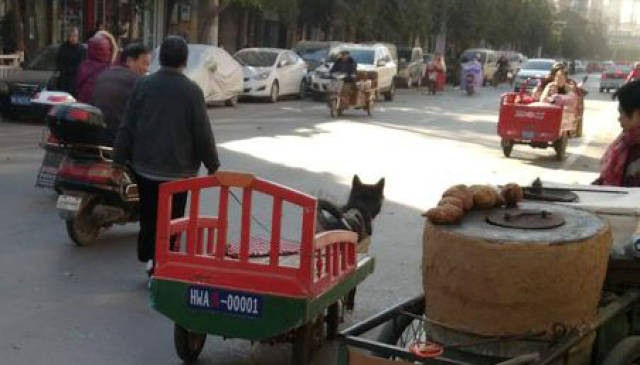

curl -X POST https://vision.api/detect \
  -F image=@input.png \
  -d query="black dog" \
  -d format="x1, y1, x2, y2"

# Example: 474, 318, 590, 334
316, 175, 385, 241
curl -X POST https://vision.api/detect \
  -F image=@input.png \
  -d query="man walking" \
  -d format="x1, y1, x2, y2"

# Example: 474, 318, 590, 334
114, 36, 220, 275
93, 43, 151, 145
56, 27, 86, 96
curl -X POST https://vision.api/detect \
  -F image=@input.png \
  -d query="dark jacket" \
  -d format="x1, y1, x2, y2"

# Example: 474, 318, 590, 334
330, 57, 357, 76
76, 35, 113, 103
92, 65, 139, 145
113, 68, 220, 179
56, 42, 86, 95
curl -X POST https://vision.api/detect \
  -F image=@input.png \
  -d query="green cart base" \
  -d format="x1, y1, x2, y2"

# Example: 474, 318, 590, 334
150, 256, 374, 364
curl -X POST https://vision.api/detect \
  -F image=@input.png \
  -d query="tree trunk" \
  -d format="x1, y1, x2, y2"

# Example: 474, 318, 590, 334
11, 0, 24, 53
199, 0, 229, 45
238, 8, 248, 49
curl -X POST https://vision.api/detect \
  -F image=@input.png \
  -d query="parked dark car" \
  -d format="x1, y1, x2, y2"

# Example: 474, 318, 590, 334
0, 45, 63, 120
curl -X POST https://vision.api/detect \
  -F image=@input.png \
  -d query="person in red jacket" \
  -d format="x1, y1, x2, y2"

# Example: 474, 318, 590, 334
75, 31, 118, 103
626, 62, 640, 83
594, 80, 640, 187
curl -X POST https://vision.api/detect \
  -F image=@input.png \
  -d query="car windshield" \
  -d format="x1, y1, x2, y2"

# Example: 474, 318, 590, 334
461, 51, 486, 64
333, 49, 375, 65
234, 51, 278, 67
606, 66, 631, 74
300, 48, 328, 62
398, 49, 412, 61
26, 46, 58, 71
522, 61, 554, 70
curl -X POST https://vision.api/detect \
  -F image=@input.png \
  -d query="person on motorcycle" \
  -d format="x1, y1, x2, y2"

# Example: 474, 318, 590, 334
594, 80, 640, 187
626, 62, 640, 83
497, 54, 510, 75
330, 50, 357, 80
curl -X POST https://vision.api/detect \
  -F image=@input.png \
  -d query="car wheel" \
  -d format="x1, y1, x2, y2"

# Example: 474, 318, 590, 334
384, 82, 396, 101
224, 95, 238, 107
297, 80, 306, 99
269, 81, 279, 103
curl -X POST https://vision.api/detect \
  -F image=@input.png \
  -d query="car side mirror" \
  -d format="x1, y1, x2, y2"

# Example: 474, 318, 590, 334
279, 60, 287, 68
208, 62, 218, 73
377, 59, 386, 67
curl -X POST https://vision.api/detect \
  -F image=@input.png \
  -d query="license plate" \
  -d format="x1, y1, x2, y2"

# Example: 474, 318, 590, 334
35, 151, 64, 189
10, 95, 31, 105
56, 195, 82, 212
521, 130, 535, 140
187, 286, 263, 318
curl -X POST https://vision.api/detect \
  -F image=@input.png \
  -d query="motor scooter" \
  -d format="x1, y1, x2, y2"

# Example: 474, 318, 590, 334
461, 61, 483, 96
32, 90, 77, 190
46, 103, 139, 246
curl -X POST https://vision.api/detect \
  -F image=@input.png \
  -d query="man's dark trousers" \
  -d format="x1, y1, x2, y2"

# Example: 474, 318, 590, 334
135, 173, 188, 262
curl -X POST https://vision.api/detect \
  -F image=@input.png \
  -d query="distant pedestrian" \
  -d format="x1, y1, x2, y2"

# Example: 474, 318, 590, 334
56, 27, 86, 96
75, 31, 118, 103
92, 43, 151, 145
113, 36, 220, 275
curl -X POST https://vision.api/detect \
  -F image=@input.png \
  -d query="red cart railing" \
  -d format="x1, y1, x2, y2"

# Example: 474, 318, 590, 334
153, 171, 358, 298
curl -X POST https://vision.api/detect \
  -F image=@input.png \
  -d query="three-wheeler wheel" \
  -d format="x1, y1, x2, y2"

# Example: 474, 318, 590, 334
602, 336, 640, 365
502, 139, 514, 158
554, 132, 569, 161
174, 324, 206, 364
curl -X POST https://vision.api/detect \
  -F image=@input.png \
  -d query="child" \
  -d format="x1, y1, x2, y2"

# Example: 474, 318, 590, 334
594, 80, 640, 186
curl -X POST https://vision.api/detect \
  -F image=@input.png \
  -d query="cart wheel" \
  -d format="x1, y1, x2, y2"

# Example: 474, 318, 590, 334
501, 139, 514, 158
376, 298, 426, 359
554, 133, 568, 161
602, 336, 640, 365
326, 302, 341, 340
329, 98, 339, 118
292, 323, 313, 365
174, 324, 206, 364
66, 195, 100, 247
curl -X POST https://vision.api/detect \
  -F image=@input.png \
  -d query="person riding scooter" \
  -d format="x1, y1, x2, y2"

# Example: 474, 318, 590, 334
460, 55, 483, 95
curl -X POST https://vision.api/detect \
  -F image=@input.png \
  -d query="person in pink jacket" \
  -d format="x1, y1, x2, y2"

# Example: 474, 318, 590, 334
626, 62, 640, 83
539, 65, 577, 108
75, 31, 118, 103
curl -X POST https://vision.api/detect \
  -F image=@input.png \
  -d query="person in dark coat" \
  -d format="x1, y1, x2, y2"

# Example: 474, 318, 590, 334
92, 44, 151, 145
330, 50, 357, 79
114, 36, 220, 275
55, 27, 86, 96
75, 31, 117, 103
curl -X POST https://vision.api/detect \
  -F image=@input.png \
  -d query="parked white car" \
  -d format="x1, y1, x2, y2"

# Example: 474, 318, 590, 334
149, 44, 243, 107
234, 48, 307, 102
310, 43, 398, 101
